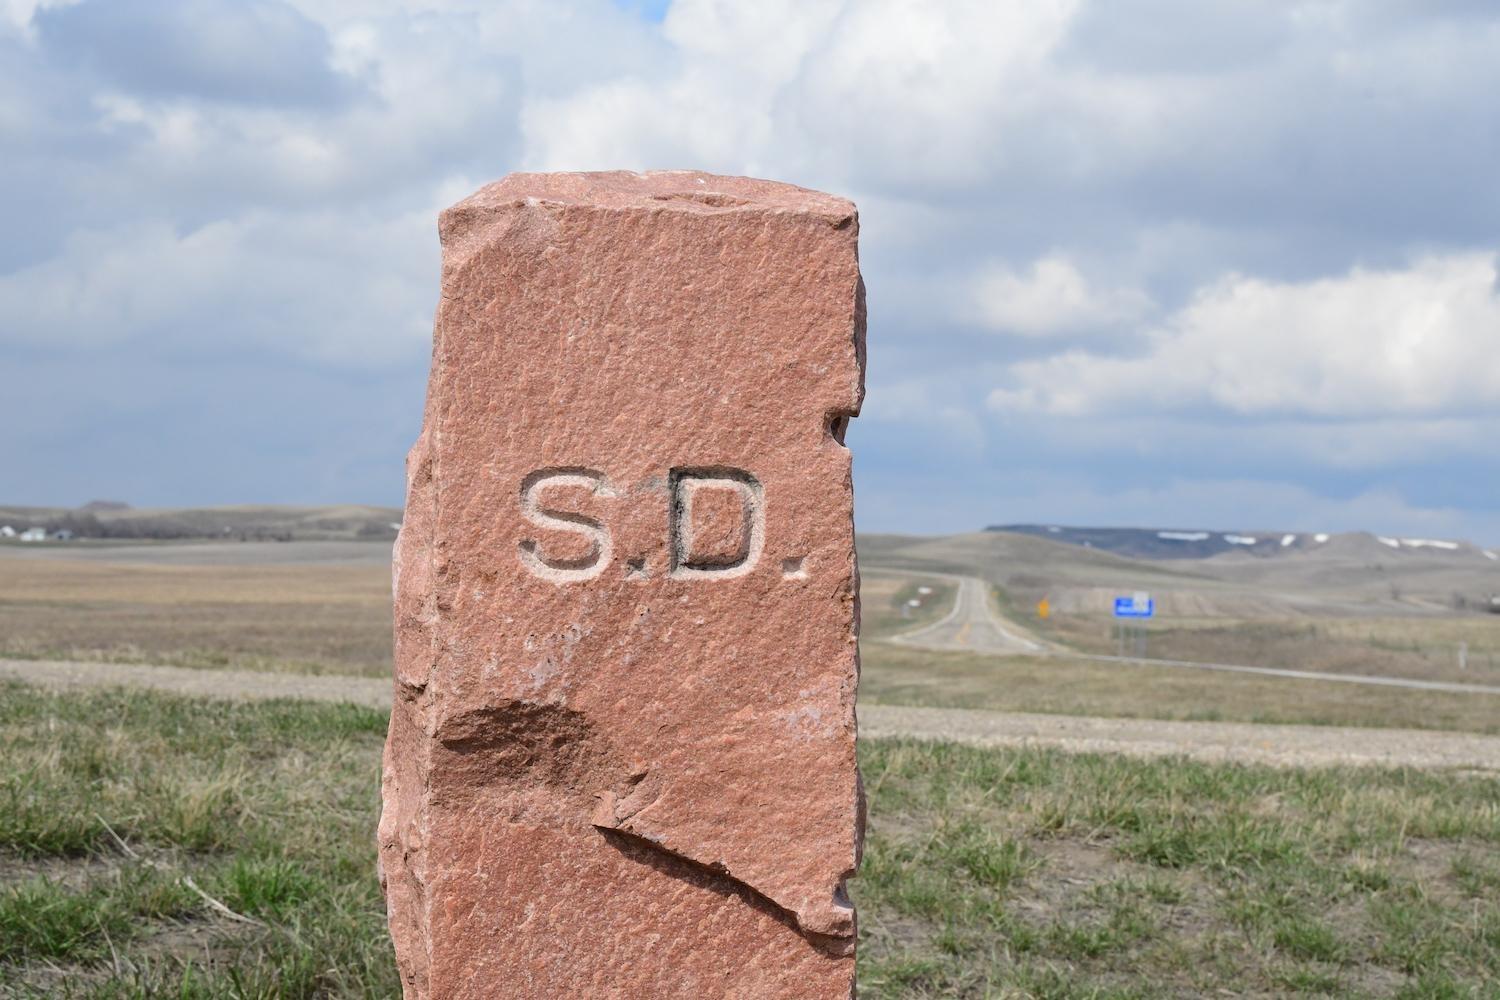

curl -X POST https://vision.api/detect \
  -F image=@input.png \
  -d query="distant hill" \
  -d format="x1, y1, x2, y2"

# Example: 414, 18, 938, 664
0, 504, 403, 542
991, 524, 1497, 563
78, 499, 132, 513
866, 527, 1500, 619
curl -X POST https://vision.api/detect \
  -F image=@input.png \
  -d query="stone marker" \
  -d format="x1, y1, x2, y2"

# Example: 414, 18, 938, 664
379, 171, 866, 998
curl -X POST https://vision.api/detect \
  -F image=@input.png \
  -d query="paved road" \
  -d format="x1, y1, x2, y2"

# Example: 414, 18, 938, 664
888, 575, 1500, 697
6, 657, 1497, 771
889, 574, 1042, 654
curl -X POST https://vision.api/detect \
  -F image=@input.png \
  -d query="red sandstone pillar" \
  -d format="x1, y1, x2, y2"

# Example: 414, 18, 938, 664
379, 171, 866, 999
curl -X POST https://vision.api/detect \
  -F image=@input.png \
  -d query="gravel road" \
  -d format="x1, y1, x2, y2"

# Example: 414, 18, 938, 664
4, 658, 1497, 771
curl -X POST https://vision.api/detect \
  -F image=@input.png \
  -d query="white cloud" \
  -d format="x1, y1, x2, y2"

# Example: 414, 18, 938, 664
970, 254, 1151, 336
0, 208, 436, 364
988, 253, 1500, 417
855, 461, 1499, 538
1040, 414, 1499, 472
1, 0, 72, 37
5, 0, 1500, 533
522, 0, 1089, 185
863, 375, 988, 452
1014, 478, 1477, 539
1035, 478, 1485, 539
520, 0, 843, 175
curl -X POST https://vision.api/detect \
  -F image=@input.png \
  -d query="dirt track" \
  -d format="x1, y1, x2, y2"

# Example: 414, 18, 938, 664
4, 658, 1498, 772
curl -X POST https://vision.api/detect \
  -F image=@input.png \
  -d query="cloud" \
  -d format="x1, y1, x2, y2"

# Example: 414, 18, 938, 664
1002, 478, 1485, 539
3, 0, 1500, 543
36, 0, 360, 107
970, 254, 1151, 336
987, 253, 1500, 418
0, 209, 437, 365
862, 374, 988, 454
522, 0, 1087, 186
852, 452, 1500, 538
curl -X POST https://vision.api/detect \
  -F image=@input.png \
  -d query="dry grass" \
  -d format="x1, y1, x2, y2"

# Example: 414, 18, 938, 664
0, 559, 390, 605
5, 553, 1500, 733
860, 643, 1500, 734
1026, 609, 1500, 685
862, 572, 956, 639
0, 683, 394, 996
0, 558, 392, 676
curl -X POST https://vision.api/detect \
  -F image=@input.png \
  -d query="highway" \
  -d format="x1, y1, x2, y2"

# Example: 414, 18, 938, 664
888, 573, 1042, 655
887, 574, 1500, 696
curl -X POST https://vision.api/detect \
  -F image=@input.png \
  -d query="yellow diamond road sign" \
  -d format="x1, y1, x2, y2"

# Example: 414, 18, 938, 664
1037, 597, 1051, 619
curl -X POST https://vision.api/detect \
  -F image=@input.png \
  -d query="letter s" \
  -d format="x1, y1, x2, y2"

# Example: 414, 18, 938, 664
518, 469, 613, 583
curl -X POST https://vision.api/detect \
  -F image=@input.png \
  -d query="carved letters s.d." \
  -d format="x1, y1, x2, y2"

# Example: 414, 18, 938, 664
519, 467, 768, 583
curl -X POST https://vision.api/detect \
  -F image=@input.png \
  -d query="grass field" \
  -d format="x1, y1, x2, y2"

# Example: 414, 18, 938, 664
0, 684, 393, 997
859, 644, 1500, 734
862, 572, 957, 639
8, 554, 1499, 735
1025, 607, 1500, 686
2, 683, 1496, 997
0, 558, 392, 676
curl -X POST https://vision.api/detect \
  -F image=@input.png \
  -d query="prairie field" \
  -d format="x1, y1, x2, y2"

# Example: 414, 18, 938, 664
0, 555, 392, 676
3, 546, 1496, 732
1, 684, 1496, 997
1028, 611, 1500, 686
860, 644, 1500, 735
2, 540, 1499, 996
861, 572, 956, 639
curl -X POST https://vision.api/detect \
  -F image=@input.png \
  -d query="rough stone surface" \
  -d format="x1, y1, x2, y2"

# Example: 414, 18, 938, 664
379, 171, 866, 999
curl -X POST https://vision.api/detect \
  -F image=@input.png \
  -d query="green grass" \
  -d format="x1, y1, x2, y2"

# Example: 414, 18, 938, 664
0, 868, 196, 964
0, 682, 394, 996
1, 682, 1497, 997
857, 740, 1500, 997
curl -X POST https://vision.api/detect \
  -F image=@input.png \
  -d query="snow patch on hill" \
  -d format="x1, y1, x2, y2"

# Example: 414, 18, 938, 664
1400, 538, 1460, 550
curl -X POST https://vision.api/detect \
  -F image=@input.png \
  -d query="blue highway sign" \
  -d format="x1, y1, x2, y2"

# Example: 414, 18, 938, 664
1113, 595, 1155, 618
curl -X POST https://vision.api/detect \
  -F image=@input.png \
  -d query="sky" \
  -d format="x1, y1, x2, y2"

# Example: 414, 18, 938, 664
3, 0, 1499, 540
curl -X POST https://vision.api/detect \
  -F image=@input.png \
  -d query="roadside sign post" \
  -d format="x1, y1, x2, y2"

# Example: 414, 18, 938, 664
1113, 593, 1154, 658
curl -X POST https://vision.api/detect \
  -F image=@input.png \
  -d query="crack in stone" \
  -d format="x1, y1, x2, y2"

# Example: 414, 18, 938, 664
592, 820, 855, 953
